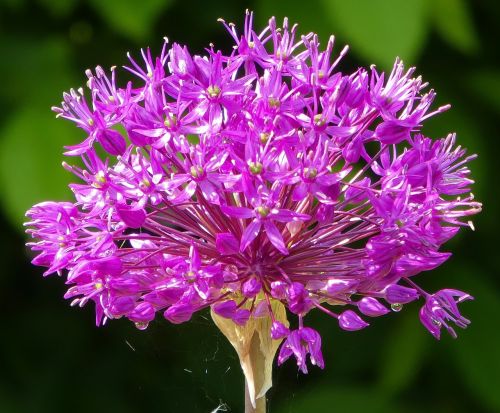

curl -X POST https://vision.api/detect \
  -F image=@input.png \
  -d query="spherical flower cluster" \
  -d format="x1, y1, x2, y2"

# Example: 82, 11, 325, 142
25, 12, 481, 373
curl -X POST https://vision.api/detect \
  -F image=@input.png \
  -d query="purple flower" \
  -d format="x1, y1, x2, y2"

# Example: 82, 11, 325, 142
278, 327, 324, 373
419, 289, 473, 339
26, 12, 481, 374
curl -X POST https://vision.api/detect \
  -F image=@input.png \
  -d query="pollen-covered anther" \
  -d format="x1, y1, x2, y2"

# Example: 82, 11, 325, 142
313, 114, 326, 127
256, 206, 270, 218
259, 132, 270, 144
190, 165, 204, 179
207, 85, 221, 98
184, 271, 196, 282
268, 97, 281, 108
92, 171, 107, 188
140, 178, 151, 189
303, 167, 318, 180
248, 161, 263, 175
164, 115, 177, 128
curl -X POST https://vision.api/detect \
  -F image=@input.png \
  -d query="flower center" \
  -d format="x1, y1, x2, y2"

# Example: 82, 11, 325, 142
184, 270, 197, 283
207, 85, 221, 98
140, 178, 151, 189
249, 161, 263, 175
256, 205, 270, 218
164, 115, 177, 128
313, 114, 326, 127
190, 165, 205, 179
259, 132, 270, 144
303, 167, 318, 180
92, 171, 107, 188
268, 97, 281, 108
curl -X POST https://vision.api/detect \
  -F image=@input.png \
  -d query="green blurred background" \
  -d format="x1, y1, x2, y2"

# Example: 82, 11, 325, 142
1, 0, 499, 412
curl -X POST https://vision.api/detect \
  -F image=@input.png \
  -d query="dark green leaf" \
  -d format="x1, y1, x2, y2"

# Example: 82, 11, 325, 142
466, 70, 500, 113
0, 37, 75, 108
36, 0, 78, 18
376, 312, 428, 396
256, 0, 334, 46
319, 0, 429, 68
88, 0, 174, 41
451, 269, 500, 411
432, 0, 479, 54
0, 108, 75, 228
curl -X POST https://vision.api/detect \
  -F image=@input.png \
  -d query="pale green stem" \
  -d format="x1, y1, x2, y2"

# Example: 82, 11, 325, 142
245, 378, 266, 413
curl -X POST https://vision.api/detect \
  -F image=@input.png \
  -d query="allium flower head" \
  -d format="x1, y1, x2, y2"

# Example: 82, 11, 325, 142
25, 11, 481, 373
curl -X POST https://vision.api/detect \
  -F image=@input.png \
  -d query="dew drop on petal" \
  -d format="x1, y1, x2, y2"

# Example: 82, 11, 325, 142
135, 321, 149, 330
391, 303, 403, 312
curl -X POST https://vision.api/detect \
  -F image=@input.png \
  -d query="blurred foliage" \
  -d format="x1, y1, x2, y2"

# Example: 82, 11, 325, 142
321, 0, 428, 68
0, 0, 499, 412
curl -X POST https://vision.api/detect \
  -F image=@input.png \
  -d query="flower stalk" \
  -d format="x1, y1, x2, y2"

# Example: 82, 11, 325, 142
211, 297, 288, 412
245, 378, 266, 413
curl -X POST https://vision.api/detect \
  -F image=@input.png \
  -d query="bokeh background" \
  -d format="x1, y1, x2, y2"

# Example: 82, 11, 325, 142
1, 0, 499, 412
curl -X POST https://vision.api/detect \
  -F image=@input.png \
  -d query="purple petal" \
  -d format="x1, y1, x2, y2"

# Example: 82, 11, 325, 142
264, 221, 288, 255
164, 303, 194, 324
108, 278, 140, 294
292, 183, 308, 201
357, 297, 389, 317
286, 282, 312, 314
172, 180, 197, 203
213, 300, 237, 318
126, 126, 152, 146
375, 120, 413, 144
419, 304, 442, 339
199, 180, 220, 204
212, 300, 250, 325
317, 204, 334, 223
240, 219, 262, 251
109, 296, 135, 317
91, 256, 122, 276
271, 209, 310, 223
63, 136, 94, 156
116, 204, 146, 228
97, 128, 127, 155
194, 279, 209, 299
216, 232, 239, 255
189, 245, 201, 270
270, 281, 287, 299
300, 327, 324, 369
271, 321, 290, 339
338, 310, 369, 331
242, 277, 262, 298
326, 279, 359, 295
163, 174, 190, 190
221, 205, 254, 219
129, 302, 155, 323
385, 284, 419, 304
233, 309, 251, 325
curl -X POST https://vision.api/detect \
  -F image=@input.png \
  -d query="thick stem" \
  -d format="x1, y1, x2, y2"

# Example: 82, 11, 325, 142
245, 379, 266, 413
